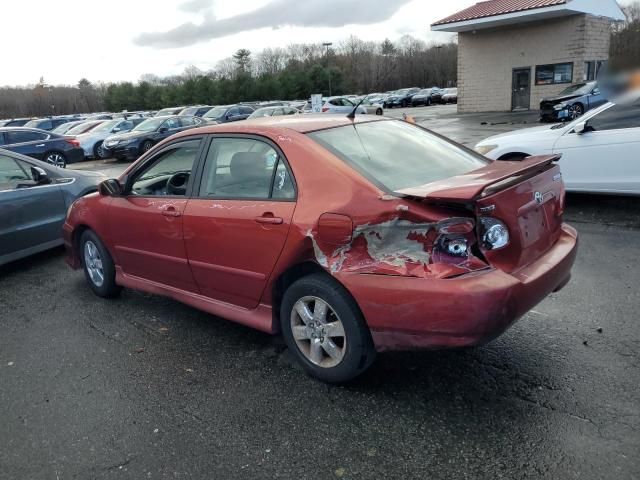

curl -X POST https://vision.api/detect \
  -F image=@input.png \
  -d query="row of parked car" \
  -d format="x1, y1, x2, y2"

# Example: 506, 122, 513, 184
0, 88, 459, 168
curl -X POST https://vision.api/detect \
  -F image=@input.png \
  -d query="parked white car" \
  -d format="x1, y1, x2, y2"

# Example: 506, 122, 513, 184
474, 94, 640, 195
321, 97, 367, 115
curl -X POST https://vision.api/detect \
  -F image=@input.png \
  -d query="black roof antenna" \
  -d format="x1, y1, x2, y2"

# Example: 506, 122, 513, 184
347, 94, 369, 120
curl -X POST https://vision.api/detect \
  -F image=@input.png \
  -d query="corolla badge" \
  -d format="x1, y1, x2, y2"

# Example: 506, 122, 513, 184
534, 191, 544, 204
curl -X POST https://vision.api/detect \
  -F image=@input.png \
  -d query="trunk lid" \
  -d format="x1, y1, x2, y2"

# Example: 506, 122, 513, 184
398, 155, 565, 273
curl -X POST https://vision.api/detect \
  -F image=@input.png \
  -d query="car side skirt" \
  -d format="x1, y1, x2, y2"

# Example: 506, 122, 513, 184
114, 266, 275, 334
0, 239, 63, 267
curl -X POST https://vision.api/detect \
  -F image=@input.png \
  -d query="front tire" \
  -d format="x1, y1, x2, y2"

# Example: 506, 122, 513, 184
376, 108, 383, 116
80, 230, 121, 298
141, 140, 154, 155
280, 274, 375, 383
569, 103, 584, 120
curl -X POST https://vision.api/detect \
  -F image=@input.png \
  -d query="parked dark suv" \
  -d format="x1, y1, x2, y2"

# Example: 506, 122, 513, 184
24, 117, 75, 131
0, 128, 84, 167
202, 105, 255, 124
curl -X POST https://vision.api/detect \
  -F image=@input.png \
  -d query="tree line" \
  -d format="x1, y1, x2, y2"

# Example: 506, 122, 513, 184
1, 3, 639, 119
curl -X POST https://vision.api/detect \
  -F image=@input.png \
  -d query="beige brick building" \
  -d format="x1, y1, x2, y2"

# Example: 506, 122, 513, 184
432, 0, 626, 113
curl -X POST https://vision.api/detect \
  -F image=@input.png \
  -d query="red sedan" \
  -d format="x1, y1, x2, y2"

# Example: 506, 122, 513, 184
63, 115, 578, 382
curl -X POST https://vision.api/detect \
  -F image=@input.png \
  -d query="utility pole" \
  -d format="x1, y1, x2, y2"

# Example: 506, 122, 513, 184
323, 42, 333, 97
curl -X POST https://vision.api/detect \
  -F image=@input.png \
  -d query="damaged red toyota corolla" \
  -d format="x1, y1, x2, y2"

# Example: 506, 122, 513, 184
63, 115, 578, 382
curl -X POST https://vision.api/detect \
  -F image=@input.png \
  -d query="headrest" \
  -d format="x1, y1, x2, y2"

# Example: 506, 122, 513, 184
229, 152, 267, 182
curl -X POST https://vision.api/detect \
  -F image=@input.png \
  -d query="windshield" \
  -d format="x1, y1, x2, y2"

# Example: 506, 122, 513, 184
91, 120, 120, 133
133, 118, 164, 132
559, 83, 593, 96
203, 107, 229, 118
308, 120, 489, 192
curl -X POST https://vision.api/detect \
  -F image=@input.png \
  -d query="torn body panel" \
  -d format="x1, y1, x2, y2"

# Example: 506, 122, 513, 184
308, 215, 488, 279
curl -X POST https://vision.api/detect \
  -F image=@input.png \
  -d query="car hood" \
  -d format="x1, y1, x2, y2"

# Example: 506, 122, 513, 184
106, 131, 146, 142
541, 93, 583, 104
478, 124, 562, 144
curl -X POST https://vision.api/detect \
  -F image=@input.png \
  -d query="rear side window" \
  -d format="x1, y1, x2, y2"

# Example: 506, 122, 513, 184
308, 120, 488, 192
199, 137, 295, 200
587, 100, 640, 132
6, 131, 48, 144
180, 117, 195, 127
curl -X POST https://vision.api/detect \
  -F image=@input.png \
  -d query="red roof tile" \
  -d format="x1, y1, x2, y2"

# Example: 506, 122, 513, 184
432, 0, 568, 26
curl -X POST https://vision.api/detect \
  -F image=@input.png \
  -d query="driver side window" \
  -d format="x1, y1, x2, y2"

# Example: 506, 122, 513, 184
0, 154, 31, 191
130, 139, 201, 197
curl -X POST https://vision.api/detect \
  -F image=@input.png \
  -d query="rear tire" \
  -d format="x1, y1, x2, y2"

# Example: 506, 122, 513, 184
280, 274, 375, 383
376, 108, 383, 116
44, 151, 67, 168
80, 230, 121, 298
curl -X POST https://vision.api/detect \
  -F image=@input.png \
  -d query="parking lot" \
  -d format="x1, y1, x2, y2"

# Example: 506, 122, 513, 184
1, 105, 639, 479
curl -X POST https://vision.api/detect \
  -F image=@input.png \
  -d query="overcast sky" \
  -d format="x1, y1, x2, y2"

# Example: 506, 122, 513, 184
1, 0, 631, 87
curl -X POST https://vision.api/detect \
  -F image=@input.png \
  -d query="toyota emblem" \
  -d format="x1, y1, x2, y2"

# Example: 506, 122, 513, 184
534, 191, 543, 204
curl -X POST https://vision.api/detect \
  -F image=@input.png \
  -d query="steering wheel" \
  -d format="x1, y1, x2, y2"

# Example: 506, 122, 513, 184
166, 172, 190, 196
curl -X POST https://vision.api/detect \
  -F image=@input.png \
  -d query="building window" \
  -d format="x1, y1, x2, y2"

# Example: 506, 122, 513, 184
535, 63, 573, 85
584, 61, 606, 81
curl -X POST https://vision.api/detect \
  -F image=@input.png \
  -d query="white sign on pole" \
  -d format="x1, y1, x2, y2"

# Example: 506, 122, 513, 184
311, 94, 323, 113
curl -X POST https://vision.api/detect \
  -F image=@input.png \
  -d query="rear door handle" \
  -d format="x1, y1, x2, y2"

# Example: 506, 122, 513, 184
36, 144, 45, 147
255, 214, 283, 225
162, 206, 182, 217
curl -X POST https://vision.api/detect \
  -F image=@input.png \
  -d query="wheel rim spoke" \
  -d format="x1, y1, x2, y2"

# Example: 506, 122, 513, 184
321, 338, 341, 359
308, 340, 323, 364
292, 325, 310, 340
324, 321, 345, 338
294, 301, 314, 325
313, 299, 328, 323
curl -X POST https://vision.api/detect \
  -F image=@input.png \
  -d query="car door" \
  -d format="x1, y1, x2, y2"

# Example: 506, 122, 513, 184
0, 153, 66, 264
155, 117, 182, 142
183, 135, 297, 308
587, 85, 607, 110
553, 99, 640, 193
108, 138, 204, 291
4, 130, 50, 159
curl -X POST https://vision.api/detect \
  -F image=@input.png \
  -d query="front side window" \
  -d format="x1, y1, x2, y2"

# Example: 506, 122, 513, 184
130, 139, 201, 196
0, 154, 31, 191
199, 137, 294, 200
535, 63, 573, 85
308, 120, 488, 192
587, 99, 640, 132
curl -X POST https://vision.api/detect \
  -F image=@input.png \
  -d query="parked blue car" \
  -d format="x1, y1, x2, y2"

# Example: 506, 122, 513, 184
539, 81, 607, 122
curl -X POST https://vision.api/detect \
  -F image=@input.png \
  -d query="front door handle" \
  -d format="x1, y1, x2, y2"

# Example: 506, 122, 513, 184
36, 144, 45, 147
255, 213, 283, 225
161, 206, 182, 217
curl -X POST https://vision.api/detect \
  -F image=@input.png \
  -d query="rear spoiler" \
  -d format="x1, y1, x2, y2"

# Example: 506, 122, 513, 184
397, 155, 561, 203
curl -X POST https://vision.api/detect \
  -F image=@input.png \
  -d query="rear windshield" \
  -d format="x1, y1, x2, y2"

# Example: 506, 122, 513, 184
308, 120, 488, 192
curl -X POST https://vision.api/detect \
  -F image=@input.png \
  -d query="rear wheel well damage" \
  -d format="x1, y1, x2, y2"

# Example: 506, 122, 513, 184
270, 262, 357, 334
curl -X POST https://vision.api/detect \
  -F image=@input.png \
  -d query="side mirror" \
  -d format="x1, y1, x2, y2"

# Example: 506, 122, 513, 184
98, 178, 122, 196
574, 121, 587, 134
592, 89, 600, 95
159, 127, 168, 134
31, 166, 51, 185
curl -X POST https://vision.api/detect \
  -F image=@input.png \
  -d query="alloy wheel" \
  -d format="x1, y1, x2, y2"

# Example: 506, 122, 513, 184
45, 153, 65, 168
290, 296, 347, 368
569, 104, 584, 120
84, 241, 104, 287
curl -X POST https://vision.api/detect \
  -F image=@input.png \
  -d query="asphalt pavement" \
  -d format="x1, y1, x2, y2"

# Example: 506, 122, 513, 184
1, 106, 639, 479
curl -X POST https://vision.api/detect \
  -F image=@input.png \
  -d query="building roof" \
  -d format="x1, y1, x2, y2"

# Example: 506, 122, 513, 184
432, 0, 626, 32
433, 0, 566, 26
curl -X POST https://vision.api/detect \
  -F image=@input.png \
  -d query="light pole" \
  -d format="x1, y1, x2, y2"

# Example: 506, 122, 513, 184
323, 42, 333, 97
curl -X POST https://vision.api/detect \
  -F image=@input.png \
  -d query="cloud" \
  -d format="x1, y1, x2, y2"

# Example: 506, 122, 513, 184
135, 0, 413, 48
179, 0, 213, 13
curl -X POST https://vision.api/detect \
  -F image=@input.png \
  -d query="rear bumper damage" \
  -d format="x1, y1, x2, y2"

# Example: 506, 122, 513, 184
337, 224, 578, 352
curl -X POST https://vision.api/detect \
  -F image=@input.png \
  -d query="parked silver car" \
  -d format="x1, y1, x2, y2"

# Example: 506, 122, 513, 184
74, 118, 145, 159
0, 148, 105, 266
